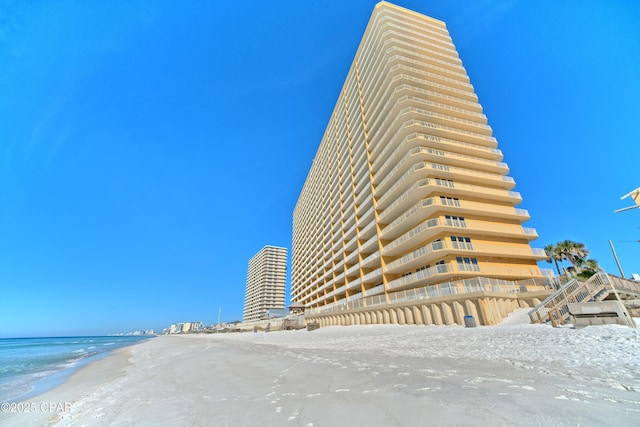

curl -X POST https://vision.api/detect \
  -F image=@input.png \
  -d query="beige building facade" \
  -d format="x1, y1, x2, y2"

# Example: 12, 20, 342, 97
243, 245, 288, 322
292, 2, 550, 318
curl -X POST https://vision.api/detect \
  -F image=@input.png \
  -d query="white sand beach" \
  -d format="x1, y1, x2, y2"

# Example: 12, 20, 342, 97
3, 310, 639, 426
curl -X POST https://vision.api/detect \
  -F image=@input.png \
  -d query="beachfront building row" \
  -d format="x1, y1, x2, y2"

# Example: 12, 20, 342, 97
291, 2, 549, 317
166, 322, 203, 334
243, 245, 288, 322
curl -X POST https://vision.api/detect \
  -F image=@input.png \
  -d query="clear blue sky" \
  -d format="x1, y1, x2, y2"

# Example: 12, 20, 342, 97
1, 0, 639, 337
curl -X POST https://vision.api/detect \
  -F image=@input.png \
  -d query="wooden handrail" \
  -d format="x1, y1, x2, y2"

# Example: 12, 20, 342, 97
528, 273, 640, 326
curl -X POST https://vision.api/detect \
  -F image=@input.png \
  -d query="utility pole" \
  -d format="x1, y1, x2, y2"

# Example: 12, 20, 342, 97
609, 240, 625, 278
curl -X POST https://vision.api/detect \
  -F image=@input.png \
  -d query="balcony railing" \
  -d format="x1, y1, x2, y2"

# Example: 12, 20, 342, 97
385, 240, 544, 273
305, 275, 553, 316
381, 196, 528, 239
384, 218, 537, 256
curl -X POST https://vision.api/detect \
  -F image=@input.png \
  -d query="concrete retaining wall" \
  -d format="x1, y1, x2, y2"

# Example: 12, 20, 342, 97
304, 291, 553, 327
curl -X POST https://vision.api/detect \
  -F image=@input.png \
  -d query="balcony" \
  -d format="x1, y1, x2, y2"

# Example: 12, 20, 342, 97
361, 234, 379, 253
372, 130, 503, 181
359, 220, 377, 240
362, 267, 383, 284
374, 116, 497, 167
361, 250, 380, 269
358, 205, 375, 224
363, 284, 385, 297
378, 178, 521, 223
378, 178, 433, 216
345, 235, 358, 252
380, 196, 528, 240
348, 277, 362, 291
346, 262, 360, 277
385, 240, 546, 274
383, 218, 539, 257
386, 264, 452, 291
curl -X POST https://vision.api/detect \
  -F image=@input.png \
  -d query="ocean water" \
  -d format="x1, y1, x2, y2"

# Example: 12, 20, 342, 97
0, 335, 152, 402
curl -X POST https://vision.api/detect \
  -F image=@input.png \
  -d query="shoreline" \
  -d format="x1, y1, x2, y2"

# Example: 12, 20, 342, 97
0, 343, 135, 426
2, 321, 639, 426
10, 349, 114, 404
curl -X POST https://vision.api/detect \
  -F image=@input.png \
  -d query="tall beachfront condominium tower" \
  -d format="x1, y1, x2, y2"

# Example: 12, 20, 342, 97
291, 2, 547, 312
243, 246, 288, 322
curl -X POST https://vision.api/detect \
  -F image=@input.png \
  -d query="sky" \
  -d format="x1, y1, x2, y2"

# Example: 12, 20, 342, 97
0, 0, 638, 337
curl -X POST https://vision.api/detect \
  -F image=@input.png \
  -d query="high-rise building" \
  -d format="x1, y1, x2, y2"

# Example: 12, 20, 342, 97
243, 245, 288, 322
292, 2, 547, 313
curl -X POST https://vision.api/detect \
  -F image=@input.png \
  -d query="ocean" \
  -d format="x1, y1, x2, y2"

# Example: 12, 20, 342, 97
0, 335, 152, 403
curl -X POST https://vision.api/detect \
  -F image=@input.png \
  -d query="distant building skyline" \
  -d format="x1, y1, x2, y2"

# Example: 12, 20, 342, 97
291, 1, 548, 313
243, 246, 288, 322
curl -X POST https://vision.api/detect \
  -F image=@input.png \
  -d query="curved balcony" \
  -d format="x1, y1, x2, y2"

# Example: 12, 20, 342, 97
380, 196, 529, 240
378, 177, 521, 221
376, 159, 514, 197
383, 218, 539, 257
372, 131, 502, 180
385, 240, 545, 275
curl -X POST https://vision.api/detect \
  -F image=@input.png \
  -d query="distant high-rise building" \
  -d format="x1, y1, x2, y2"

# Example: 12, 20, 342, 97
292, 2, 547, 313
243, 246, 288, 322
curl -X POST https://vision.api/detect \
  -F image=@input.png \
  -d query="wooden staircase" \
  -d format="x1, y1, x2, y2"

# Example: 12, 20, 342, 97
528, 273, 640, 327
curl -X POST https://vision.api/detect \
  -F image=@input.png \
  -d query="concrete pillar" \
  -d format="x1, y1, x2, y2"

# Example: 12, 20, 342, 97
452, 301, 466, 325
491, 299, 502, 325
497, 298, 508, 319
397, 308, 406, 325
464, 299, 480, 322
413, 306, 424, 325
431, 304, 443, 325
383, 309, 390, 324
404, 307, 414, 325
364, 311, 371, 324
421, 305, 433, 325
390, 309, 398, 325
477, 298, 492, 326
375, 311, 383, 324
441, 302, 454, 325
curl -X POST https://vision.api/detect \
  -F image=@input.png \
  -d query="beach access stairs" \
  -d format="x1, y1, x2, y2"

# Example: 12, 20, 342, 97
528, 272, 640, 327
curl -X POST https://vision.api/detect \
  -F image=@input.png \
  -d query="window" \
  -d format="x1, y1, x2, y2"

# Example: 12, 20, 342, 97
435, 178, 454, 188
432, 238, 444, 250
451, 236, 472, 250
445, 215, 466, 228
434, 259, 447, 273
456, 257, 479, 272
440, 196, 460, 207
431, 163, 450, 171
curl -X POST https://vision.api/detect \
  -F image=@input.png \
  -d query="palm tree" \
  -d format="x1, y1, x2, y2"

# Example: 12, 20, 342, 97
544, 244, 565, 275
556, 240, 590, 270
576, 258, 601, 279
